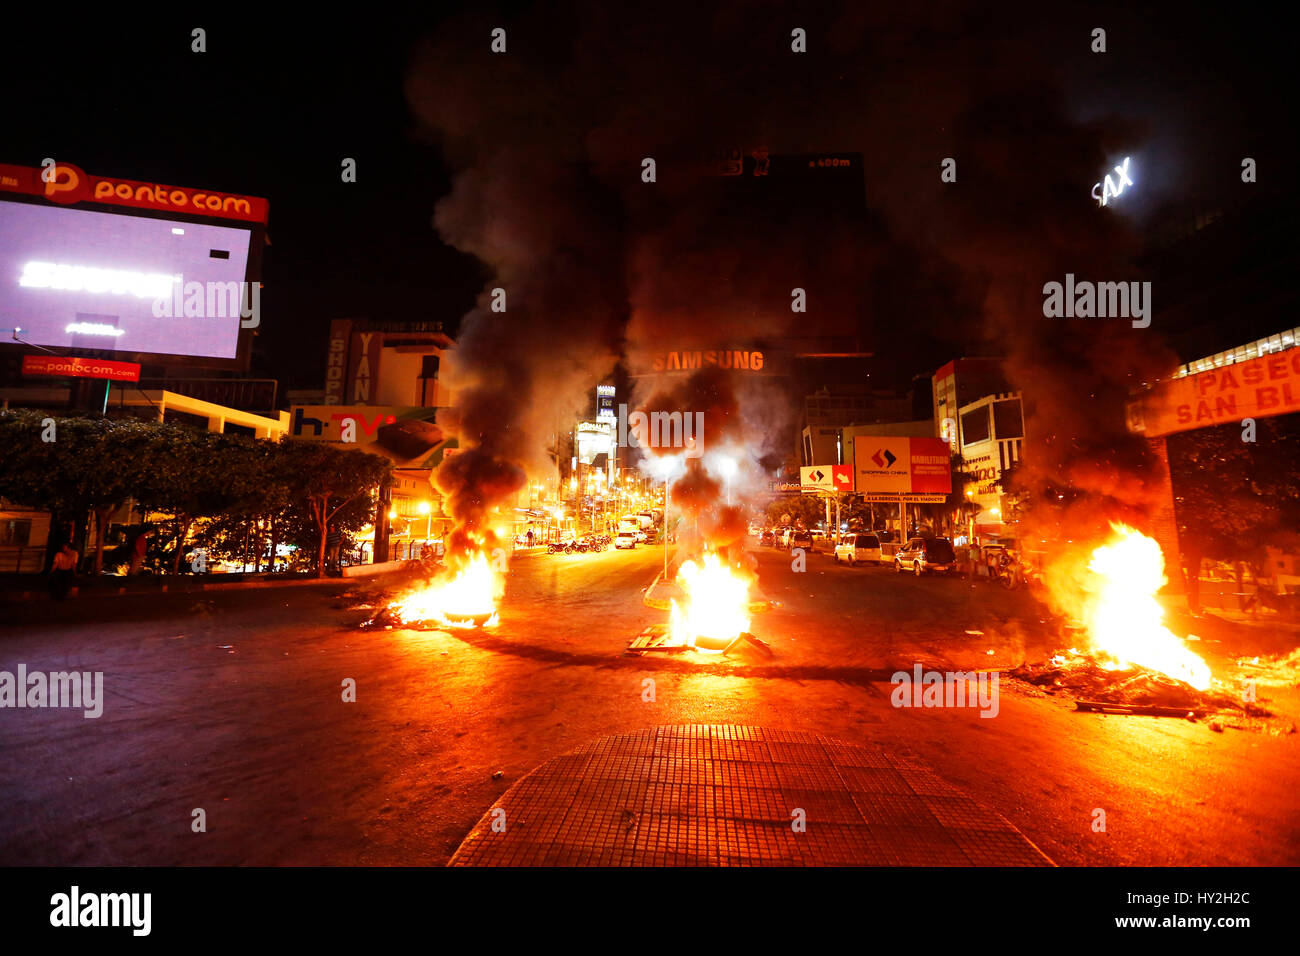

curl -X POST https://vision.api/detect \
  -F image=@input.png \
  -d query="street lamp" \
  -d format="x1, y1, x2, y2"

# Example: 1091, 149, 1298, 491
650, 454, 680, 580
715, 454, 738, 505
418, 500, 432, 543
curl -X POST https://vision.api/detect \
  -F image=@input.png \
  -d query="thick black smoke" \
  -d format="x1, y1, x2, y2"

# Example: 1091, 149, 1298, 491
406, 1, 1181, 564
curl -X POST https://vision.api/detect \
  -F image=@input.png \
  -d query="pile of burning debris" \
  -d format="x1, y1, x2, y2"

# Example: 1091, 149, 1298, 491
1008, 523, 1284, 724
1011, 650, 1271, 719
358, 549, 502, 631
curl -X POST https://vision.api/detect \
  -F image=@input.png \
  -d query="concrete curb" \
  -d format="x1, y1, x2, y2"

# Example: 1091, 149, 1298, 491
1, 573, 365, 603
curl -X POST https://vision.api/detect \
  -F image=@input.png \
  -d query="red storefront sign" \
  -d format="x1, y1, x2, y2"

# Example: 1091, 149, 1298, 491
0, 162, 268, 225
22, 354, 141, 382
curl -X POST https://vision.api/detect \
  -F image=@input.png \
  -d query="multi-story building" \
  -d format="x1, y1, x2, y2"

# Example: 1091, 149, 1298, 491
289, 319, 458, 561
799, 385, 914, 467
931, 358, 1010, 444
952, 391, 1025, 535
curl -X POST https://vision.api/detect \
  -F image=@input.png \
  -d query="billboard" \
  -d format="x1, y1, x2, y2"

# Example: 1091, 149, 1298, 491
290, 405, 445, 463
0, 161, 268, 224
23, 354, 140, 382
0, 161, 265, 369
799, 465, 852, 494
1127, 348, 1300, 438
852, 436, 952, 496
1, 201, 253, 360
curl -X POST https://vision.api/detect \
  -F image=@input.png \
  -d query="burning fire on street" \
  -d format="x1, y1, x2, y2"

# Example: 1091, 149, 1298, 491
1080, 523, 1211, 690
669, 550, 753, 653
1011, 524, 1275, 721
387, 550, 502, 629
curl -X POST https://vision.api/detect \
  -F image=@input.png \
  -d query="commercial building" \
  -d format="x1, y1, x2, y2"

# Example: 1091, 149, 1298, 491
0, 160, 275, 572
319, 319, 453, 408
931, 358, 1010, 445
952, 391, 1025, 535
799, 385, 913, 467
290, 319, 458, 562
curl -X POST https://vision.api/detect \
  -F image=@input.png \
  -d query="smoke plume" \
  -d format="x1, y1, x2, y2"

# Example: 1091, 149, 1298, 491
406, 2, 1180, 585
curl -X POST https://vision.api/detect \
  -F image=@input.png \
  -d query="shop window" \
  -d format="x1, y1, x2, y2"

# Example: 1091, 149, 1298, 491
961, 407, 990, 445
1, 519, 32, 547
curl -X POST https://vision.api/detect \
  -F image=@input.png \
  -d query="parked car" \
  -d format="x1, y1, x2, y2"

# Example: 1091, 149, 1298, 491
634, 529, 648, 543
895, 536, 958, 576
834, 533, 882, 566
615, 530, 638, 549
759, 529, 776, 547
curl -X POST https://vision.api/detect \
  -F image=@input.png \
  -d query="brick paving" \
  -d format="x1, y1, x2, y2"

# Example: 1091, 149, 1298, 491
450, 725, 1054, 866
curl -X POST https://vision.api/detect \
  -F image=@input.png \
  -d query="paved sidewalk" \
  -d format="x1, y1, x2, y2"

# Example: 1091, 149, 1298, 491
451, 724, 1054, 866
0, 570, 362, 604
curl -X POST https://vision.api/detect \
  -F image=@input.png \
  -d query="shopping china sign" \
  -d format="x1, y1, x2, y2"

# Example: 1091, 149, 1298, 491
852, 437, 952, 496
799, 465, 853, 494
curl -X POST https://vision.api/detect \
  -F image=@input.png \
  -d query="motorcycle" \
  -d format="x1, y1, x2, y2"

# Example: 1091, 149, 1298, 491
992, 551, 1035, 590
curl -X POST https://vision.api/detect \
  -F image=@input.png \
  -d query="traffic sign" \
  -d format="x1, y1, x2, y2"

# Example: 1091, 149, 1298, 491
800, 465, 853, 494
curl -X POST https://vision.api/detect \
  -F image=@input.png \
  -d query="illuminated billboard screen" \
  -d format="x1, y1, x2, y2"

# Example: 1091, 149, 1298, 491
0, 199, 253, 361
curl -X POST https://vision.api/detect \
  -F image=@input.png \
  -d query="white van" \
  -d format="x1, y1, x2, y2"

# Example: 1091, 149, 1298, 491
834, 533, 882, 566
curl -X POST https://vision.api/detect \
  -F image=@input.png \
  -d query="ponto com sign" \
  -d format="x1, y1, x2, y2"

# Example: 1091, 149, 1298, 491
0, 161, 269, 224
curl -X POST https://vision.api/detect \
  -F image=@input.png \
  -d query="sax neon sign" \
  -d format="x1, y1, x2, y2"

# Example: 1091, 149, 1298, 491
1092, 157, 1133, 207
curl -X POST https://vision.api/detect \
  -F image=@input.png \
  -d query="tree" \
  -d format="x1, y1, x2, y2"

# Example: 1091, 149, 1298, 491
278, 442, 391, 577
0, 411, 150, 572
0, 412, 391, 578
1167, 417, 1300, 607
135, 427, 270, 573
764, 494, 825, 529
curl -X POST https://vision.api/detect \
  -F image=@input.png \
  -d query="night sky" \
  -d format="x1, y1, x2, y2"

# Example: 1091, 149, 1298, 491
2, 4, 1294, 394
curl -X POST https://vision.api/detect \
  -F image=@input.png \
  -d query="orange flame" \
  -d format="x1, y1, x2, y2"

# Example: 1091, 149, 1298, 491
1085, 524, 1211, 689
670, 551, 751, 652
390, 551, 501, 628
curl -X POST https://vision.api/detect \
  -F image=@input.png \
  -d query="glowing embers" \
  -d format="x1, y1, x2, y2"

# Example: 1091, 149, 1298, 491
388, 551, 500, 629
1084, 524, 1210, 690
669, 551, 752, 653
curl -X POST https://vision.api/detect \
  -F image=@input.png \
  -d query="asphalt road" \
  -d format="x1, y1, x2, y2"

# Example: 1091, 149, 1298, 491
1, 542, 1297, 866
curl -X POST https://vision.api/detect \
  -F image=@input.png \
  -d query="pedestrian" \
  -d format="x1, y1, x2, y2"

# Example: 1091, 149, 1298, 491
128, 527, 151, 577
325, 525, 343, 573
526, 528, 535, 548
48, 542, 78, 599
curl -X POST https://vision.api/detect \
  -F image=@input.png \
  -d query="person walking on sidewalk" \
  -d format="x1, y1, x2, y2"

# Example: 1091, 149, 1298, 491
325, 526, 343, 574
48, 542, 79, 599
128, 528, 151, 576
